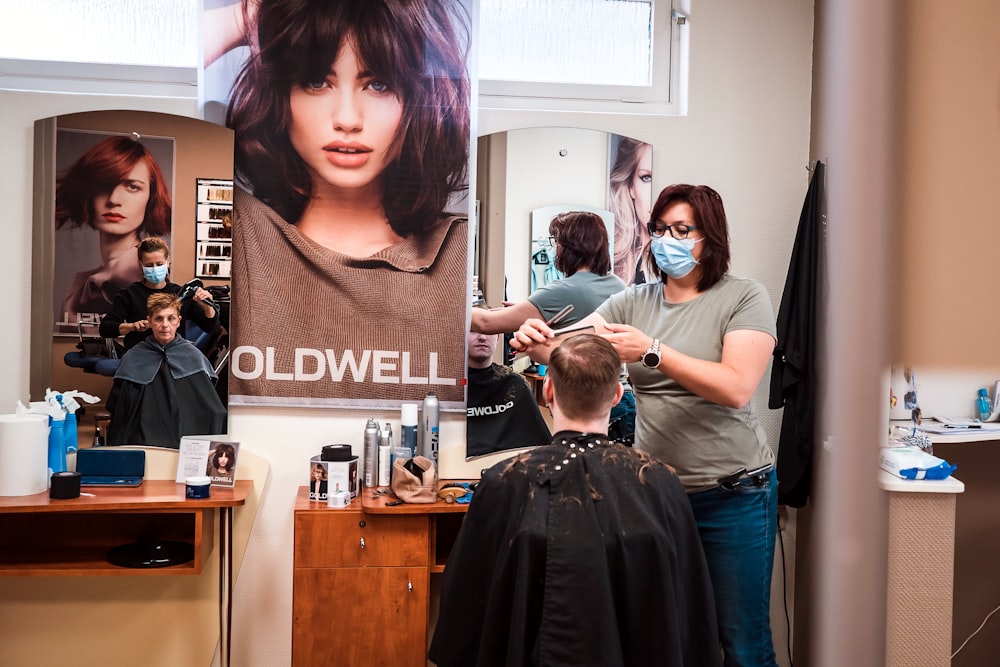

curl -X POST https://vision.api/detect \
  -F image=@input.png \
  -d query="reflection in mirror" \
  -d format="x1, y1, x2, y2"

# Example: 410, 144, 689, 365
468, 128, 652, 460
30, 110, 234, 449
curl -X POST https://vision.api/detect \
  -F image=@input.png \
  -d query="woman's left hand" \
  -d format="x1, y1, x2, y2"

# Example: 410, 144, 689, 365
601, 323, 654, 364
192, 287, 217, 316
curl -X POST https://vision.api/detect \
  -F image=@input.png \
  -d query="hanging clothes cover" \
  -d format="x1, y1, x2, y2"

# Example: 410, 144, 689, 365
769, 161, 825, 508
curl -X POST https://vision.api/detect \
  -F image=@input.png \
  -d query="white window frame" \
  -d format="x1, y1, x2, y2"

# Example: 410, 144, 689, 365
477, 0, 689, 116
0, 58, 197, 98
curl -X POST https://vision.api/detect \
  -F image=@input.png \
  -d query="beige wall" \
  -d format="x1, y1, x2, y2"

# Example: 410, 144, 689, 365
0, 1, 815, 664
897, 0, 1000, 367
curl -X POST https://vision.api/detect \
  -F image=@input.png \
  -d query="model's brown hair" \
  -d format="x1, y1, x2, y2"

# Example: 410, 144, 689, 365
55, 135, 171, 236
645, 184, 731, 291
227, 0, 470, 236
548, 211, 612, 277
211, 443, 237, 471
547, 334, 621, 420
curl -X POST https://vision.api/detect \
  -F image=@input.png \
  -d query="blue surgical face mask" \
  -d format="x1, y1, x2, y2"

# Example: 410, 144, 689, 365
651, 235, 701, 279
142, 264, 169, 284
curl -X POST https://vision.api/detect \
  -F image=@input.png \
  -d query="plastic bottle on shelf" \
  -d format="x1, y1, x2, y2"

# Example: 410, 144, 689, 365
977, 387, 992, 422
400, 403, 418, 459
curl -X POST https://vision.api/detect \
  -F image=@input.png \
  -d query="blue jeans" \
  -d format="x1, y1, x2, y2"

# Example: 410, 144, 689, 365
688, 468, 778, 667
608, 389, 635, 444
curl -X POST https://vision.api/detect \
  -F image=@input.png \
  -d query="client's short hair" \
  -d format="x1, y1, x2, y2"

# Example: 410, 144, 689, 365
547, 334, 621, 420
147, 293, 181, 318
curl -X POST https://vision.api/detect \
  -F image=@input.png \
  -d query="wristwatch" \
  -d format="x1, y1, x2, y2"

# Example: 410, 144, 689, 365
641, 338, 661, 369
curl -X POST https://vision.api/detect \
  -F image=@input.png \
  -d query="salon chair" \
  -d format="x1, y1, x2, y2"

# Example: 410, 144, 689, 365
63, 318, 122, 375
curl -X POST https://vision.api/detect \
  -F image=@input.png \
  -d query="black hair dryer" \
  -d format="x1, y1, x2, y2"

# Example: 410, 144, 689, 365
178, 278, 218, 311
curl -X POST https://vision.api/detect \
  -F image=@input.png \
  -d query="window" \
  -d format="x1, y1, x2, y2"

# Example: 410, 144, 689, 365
478, 0, 689, 115
0, 0, 198, 96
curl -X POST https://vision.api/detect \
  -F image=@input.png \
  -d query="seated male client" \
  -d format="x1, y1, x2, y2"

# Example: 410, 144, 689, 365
466, 327, 550, 458
431, 334, 721, 667
106, 293, 226, 448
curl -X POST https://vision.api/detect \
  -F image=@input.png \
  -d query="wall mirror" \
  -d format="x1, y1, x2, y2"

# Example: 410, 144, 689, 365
30, 110, 234, 447
467, 127, 652, 461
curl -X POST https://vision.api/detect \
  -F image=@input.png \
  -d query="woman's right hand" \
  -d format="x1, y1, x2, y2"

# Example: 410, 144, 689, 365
510, 318, 554, 353
131, 319, 149, 333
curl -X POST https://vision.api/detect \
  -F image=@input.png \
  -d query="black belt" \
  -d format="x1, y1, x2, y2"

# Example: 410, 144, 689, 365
716, 464, 773, 491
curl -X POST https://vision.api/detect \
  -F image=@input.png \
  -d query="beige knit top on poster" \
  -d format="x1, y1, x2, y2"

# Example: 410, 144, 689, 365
229, 189, 469, 408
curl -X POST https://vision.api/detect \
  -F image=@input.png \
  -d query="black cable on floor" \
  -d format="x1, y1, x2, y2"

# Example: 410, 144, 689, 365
778, 517, 794, 667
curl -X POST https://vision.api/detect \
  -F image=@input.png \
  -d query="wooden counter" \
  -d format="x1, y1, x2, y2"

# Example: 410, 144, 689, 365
0, 479, 249, 576
292, 484, 469, 666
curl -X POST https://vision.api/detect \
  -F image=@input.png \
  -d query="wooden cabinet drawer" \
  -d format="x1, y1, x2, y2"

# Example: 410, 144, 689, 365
295, 510, 429, 568
292, 566, 429, 666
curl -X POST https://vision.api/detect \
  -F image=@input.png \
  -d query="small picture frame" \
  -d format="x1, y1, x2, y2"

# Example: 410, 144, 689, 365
176, 436, 240, 487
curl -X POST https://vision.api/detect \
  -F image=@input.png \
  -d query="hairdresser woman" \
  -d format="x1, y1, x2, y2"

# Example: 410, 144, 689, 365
100, 237, 218, 353
511, 184, 778, 667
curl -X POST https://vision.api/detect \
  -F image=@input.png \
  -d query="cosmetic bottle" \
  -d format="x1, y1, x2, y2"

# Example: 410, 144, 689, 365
377, 423, 393, 487
977, 388, 991, 422
363, 418, 380, 488
421, 392, 440, 461
400, 403, 418, 459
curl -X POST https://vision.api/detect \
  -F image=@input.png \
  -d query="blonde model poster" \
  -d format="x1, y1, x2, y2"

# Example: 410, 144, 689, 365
203, 0, 473, 409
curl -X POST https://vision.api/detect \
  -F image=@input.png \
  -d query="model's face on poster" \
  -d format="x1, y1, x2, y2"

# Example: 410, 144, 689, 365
90, 161, 152, 236
630, 142, 653, 221
289, 40, 404, 195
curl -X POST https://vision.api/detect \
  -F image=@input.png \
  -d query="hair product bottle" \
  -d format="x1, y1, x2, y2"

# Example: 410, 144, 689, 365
363, 418, 380, 488
400, 403, 419, 458
377, 423, 393, 487
421, 392, 440, 461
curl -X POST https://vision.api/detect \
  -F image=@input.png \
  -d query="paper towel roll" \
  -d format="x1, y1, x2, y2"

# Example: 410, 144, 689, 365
0, 413, 50, 496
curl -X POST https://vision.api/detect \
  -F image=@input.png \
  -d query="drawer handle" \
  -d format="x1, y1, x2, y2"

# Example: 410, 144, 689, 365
359, 537, 366, 550
408, 579, 413, 593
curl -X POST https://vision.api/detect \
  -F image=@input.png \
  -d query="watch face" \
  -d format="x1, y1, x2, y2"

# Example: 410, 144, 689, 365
642, 351, 660, 368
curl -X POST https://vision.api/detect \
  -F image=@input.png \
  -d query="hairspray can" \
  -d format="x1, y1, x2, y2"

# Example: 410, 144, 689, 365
363, 418, 380, 488
400, 403, 418, 458
421, 391, 440, 461
377, 422, 393, 487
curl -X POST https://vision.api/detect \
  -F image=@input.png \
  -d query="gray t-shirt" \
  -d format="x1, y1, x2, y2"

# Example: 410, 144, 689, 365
528, 271, 627, 328
597, 275, 777, 491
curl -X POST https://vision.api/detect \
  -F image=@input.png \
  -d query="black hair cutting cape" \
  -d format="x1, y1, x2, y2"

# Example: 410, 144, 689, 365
429, 431, 721, 667
106, 336, 226, 449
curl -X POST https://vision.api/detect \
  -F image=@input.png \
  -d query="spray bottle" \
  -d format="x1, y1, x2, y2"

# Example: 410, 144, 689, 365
377, 422, 393, 487
421, 391, 440, 462
363, 418, 380, 488
400, 403, 419, 459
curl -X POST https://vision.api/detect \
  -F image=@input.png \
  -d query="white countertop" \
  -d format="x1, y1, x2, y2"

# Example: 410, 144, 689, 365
890, 419, 1000, 444
879, 470, 964, 494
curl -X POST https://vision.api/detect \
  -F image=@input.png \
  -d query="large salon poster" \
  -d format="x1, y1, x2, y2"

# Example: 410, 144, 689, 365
203, 0, 473, 409
53, 129, 175, 336
607, 133, 653, 287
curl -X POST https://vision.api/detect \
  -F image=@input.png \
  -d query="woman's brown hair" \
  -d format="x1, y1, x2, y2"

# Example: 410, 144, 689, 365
227, 0, 470, 237
645, 184, 731, 291
549, 211, 612, 277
